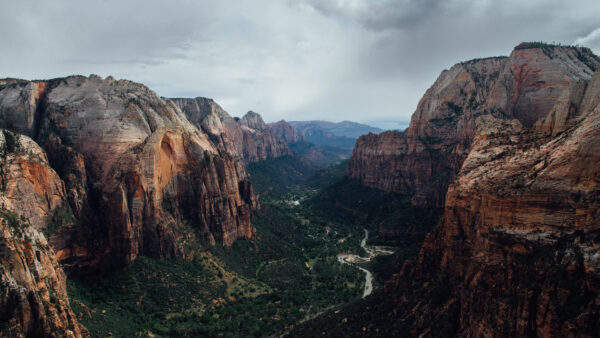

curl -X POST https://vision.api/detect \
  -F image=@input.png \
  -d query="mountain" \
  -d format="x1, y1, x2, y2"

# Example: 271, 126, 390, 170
0, 131, 88, 337
269, 120, 305, 144
294, 42, 600, 336
0, 75, 261, 335
288, 120, 383, 139
347, 42, 599, 208
171, 97, 290, 164
269, 120, 351, 166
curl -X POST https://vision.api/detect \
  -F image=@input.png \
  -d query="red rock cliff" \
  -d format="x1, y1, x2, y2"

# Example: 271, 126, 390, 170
296, 45, 600, 337
370, 46, 600, 337
172, 98, 290, 164
347, 44, 599, 208
0, 131, 88, 337
269, 120, 306, 144
0, 76, 256, 269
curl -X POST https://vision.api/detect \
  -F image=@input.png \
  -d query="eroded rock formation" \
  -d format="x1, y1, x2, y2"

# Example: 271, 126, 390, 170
0, 131, 88, 337
310, 43, 600, 336
347, 43, 599, 208
172, 98, 290, 164
0, 76, 256, 270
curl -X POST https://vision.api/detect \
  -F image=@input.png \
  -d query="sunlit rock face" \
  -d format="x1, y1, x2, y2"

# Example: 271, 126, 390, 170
0, 75, 256, 270
347, 43, 599, 208
348, 45, 600, 336
172, 97, 291, 164
0, 131, 88, 337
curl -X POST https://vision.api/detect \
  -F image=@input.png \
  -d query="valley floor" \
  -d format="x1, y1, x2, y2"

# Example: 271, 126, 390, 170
67, 158, 439, 337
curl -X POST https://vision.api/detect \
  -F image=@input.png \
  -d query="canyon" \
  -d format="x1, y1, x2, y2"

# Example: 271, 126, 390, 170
172, 97, 291, 164
2, 42, 600, 337
0, 77, 263, 336
294, 43, 600, 336
347, 42, 599, 208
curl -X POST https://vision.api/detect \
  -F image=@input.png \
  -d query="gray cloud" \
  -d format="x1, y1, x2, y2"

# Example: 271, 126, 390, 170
575, 28, 600, 53
307, 0, 445, 31
1, 0, 599, 128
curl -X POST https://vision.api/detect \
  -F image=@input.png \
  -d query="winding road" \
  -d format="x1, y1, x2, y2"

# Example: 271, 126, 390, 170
337, 229, 394, 298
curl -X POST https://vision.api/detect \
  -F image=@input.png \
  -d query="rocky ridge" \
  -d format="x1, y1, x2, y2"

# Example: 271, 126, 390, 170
299, 43, 600, 336
347, 43, 599, 208
0, 76, 256, 271
0, 131, 88, 337
382, 65, 600, 336
172, 97, 290, 164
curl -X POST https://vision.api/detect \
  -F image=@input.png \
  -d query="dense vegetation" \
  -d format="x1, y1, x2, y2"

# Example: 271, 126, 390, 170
67, 155, 442, 337
68, 157, 365, 337
308, 177, 442, 245
246, 155, 318, 195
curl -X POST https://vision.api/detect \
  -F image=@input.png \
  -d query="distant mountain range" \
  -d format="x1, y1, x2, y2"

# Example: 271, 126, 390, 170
282, 120, 382, 151
288, 120, 383, 139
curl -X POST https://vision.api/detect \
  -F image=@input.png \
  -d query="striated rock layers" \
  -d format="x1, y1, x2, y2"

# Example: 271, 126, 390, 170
309, 44, 600, 336
0, 75, 256, 271
0, 131, 88, 337
172, 97, 290, 164
347, 43, 599, 208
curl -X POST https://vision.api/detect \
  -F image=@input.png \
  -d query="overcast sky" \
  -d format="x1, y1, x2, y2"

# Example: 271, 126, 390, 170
1, 0, 600, 129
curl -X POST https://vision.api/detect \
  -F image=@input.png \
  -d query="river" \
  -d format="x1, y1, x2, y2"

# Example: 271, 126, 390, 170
336, 229, 394, 298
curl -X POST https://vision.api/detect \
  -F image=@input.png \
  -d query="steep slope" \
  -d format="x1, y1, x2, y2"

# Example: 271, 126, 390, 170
380, 68, 600, 337
347, 43, 599, 207
0, 76, 255, 269
0, 131, 88, 337
294, 43, 600, 337
238, 111, 291, 162
172, 97, 290, 164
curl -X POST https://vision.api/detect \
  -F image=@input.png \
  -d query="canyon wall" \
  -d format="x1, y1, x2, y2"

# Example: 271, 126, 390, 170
268, 120, 306, 144
294, 43, 600, 337
385, 67, 600, 335
0, 76, 256, 271
172, 97, 290, 164
347, 43, 599, 207
0, 131, 88, 337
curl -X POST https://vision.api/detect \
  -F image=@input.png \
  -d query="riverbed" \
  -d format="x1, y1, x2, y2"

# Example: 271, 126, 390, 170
336, 229, 394, 298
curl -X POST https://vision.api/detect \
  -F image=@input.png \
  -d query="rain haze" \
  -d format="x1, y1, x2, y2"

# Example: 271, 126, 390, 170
1, 0, 600, 129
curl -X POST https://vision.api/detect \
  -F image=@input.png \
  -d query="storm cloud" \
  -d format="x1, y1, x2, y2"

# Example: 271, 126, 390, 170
1, 0, 599, 128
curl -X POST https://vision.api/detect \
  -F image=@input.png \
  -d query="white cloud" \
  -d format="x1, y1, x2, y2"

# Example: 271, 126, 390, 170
575, 28, 600, 54
1, 0, 600, 127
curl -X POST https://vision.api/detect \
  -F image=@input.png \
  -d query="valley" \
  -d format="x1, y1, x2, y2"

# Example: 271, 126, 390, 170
1, 41, 599, 337
64, 158, 419, 337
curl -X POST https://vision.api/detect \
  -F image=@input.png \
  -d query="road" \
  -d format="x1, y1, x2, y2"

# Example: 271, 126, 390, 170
336, 229, 394, 298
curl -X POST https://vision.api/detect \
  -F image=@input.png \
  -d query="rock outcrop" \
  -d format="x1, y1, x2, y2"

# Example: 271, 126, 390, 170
382, 66, 600, 336
300, 44, 600, 336
0, 131, 88, 337
347, 43, 599, 208
172, 98, 290, 164
0, 76, 256, 270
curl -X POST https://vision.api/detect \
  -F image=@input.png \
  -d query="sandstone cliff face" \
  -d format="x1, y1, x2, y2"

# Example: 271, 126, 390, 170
0, 76, 256, 269
172, 98, 290, 164
347, 44, 599, 207
376, 49, 600, 336
0, 131, 87, 337
0, 217, 89, 338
